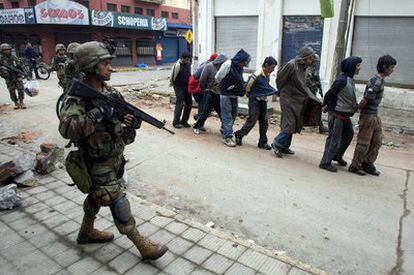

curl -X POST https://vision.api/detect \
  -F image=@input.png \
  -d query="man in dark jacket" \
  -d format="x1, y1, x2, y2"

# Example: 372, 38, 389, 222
319, 56, 362, 172
193, 54, 228, 134
215, 49, 251, 147
170, 52, 192, 128
234, 56, 278, 149
348, 55, 396, 176
271, 47, 320, 157
24, 42, 40, 79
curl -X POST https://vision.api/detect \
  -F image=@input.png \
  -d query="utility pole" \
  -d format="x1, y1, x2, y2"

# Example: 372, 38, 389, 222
330, 0, 355, 82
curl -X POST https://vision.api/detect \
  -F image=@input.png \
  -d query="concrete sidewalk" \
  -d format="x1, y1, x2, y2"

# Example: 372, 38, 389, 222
0, 143, 326, 275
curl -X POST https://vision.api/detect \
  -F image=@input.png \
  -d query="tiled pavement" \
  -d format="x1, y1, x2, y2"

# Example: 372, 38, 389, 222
0, 143, 327, 275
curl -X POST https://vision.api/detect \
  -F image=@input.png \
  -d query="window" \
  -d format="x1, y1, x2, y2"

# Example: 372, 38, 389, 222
134, 7, 143, 15
137, 39, 155, 56
121, 5, 130, 13
0, 3, 4, 9
11, 2, 20, 8
172, 12, 179, 19
161, 11, 169, 18
146, 9, 154, 16
107, 3, 117, 11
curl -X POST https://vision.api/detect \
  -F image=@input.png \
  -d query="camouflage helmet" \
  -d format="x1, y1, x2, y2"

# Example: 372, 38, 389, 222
75, 41, 115, 73
0, 43, 12, 51
67, 42, 80, 55
55, 43, 66, 53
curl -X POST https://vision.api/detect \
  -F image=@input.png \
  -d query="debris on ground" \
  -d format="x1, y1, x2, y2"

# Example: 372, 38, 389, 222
35, 143, 64, 175
1, 130, 42, 145
0, 184, 21, 210
0, 152, 38, 187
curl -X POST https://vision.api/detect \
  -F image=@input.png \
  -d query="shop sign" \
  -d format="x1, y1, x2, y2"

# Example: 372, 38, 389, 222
91, 10, 167, 31
0, 8, 35, 25
35, 0, 89, 25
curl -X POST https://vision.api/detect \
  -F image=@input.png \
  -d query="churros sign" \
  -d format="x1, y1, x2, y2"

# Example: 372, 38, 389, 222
35, 0, 89, 25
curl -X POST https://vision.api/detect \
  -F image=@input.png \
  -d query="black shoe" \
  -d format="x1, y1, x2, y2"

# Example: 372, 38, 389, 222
348, 166, 367, 176
362, 163, 381, 176
319, 126, 328, 134
193, 114, 198, 121
319, 163, 338, 172
180, 122, 191, 128
235, 134, 242, 146
258, 144, 272, 150
333, 157, 347, 167
173, 123, 182, 129
280, 148, 295, 155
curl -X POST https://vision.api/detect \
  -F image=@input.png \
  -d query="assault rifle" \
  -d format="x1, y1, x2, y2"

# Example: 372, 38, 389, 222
68, 79, 175, 135
0, 62, 29, 79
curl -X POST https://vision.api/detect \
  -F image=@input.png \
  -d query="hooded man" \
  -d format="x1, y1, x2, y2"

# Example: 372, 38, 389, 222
271, 47, 320, 157
319, 56, 363, 172
191, 53, 219, 121
192, 54, 228, 134
215, 49, 251, 147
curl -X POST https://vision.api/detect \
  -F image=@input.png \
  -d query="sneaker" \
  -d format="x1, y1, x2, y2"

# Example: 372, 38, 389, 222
193, 128, 201, 135
362, 162, 381, 176
271, 143, 283, 158
348, 166, 367, 176
258, 144, 272, 150
173, 124, 182, 129
222, 138, 236, 147
333, 157, 347, 167
180, 122, 191, 128
319, 163, 338, 172
199, 126, 207, 132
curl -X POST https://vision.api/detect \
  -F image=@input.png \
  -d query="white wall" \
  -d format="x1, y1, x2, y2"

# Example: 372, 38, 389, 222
214, 0, 258, 16
283, 0, 321, 15
356, 0, 414, 16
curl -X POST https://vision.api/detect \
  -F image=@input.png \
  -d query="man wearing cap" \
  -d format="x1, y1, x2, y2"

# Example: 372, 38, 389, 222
272, 47, 320, 157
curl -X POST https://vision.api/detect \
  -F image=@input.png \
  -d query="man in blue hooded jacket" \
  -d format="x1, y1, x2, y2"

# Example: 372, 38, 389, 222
215, 49, 251, 147
319, 56, 363, 173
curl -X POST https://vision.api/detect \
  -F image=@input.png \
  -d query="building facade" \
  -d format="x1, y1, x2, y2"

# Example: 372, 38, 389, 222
193, 0, 414, 91
0, 0, 191, 65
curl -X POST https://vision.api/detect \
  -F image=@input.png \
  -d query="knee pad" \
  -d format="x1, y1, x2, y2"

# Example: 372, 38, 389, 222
110, 195, 132, 224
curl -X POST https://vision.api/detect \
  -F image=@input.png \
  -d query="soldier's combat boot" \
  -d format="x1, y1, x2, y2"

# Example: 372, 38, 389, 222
127, 229, 168, 261
13, 101, 20, 109
77, 215, 114, 244
19, 100, 26, 109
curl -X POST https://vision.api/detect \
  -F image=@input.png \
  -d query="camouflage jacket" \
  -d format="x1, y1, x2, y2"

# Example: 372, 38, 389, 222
58, 83, 136, 162
63, 58, 82, 92
0, 54, 26, 81
52, 55, 68, 75
305, 66, 323, 97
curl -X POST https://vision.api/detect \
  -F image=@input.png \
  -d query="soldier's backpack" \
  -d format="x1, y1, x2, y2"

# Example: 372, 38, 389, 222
65, 150, 92, 193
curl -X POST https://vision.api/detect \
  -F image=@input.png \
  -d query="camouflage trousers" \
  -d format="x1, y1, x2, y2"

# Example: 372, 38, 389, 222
351, 114, 383, 168
83, 157, 135, 235
83, 184, 136, 235
57, 74, 65, 89
6, 79, 24, 103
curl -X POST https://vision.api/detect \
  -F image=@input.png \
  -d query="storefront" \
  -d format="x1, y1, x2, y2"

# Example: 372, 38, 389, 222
161, 23, 192, 63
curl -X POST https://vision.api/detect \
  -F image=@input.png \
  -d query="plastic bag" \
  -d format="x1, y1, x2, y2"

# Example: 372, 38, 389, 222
23, 79, 40, 97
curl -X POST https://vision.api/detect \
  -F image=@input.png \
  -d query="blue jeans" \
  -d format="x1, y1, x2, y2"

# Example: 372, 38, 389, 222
273, 131, 293, 150
220, 95, 238, 139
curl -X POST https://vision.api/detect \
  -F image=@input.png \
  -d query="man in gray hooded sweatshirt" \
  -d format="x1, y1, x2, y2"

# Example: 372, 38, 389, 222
193, 54, 228, 134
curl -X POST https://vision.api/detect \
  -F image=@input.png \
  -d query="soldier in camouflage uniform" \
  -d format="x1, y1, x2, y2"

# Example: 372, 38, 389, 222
62, 42, 81, 92
0, 43, 27, 109
52, 44, 68, 89
305, 54, 327, 133
58, 41, 168, 260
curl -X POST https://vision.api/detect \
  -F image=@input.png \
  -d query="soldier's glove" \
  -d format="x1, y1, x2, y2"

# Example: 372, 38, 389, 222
97, 105, 115, 121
